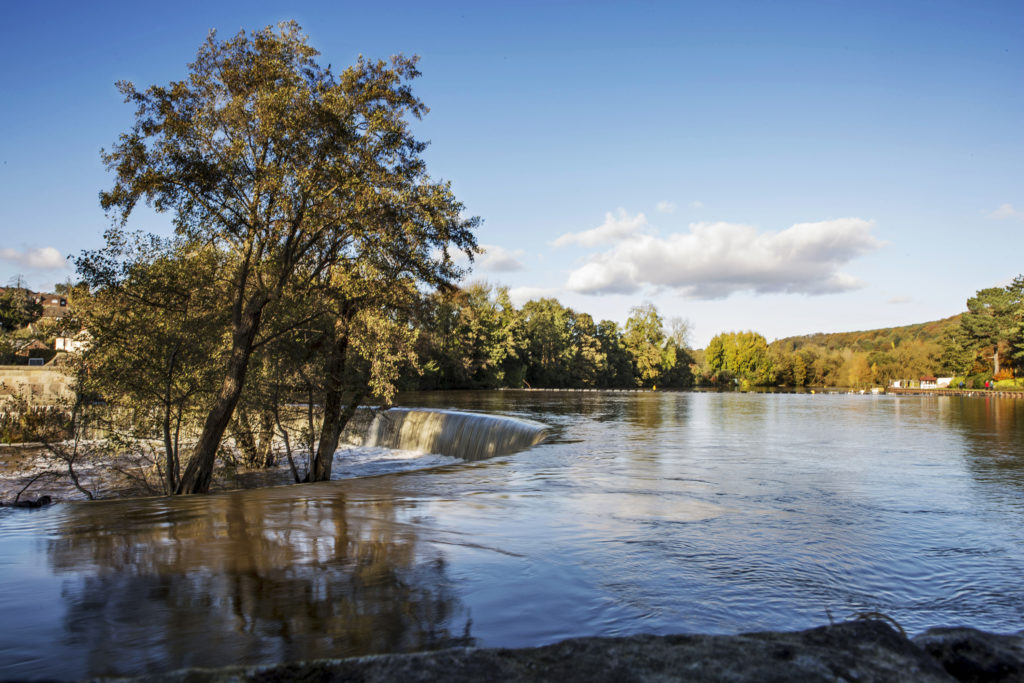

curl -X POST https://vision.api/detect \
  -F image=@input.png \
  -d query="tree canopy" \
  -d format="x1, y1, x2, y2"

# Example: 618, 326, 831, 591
0, 278, 42, 331
960, 277, 1024, 377
89, 22, 477, 493
706, 331, 774, 386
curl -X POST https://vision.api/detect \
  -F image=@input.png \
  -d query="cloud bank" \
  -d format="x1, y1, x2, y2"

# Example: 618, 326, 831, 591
477, 244, 525, 272
552, 208, 648, 247
450, 243, 525, 273
507, 286, 560, 306
565, 218, 881, 299
0, 246, 66, 270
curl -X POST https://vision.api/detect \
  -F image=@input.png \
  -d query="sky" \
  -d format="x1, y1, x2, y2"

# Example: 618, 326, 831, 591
0, 0, 1021, 347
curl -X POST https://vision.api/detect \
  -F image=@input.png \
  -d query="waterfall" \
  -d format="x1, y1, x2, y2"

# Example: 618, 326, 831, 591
363, 408, 548, 461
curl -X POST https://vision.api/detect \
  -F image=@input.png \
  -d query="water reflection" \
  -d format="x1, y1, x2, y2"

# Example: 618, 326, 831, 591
947, 396, 1024, 496
44, 485, 472, 679
2, 391, 1023, 680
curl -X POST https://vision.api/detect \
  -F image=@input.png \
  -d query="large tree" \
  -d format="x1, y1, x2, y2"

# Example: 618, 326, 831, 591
705, 330, 775, 386
960, 282, 1019, 376
595, 320, 632, 388
622, 303, 674, 387
1005, 275, 1024, 374
938, 326, 976, 377
521, 298, 575, 387
567, 311, 604, 387
97, 22, 476, 493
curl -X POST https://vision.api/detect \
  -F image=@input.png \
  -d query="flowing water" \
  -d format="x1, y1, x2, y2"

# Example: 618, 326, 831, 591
1, 391, 1022, 679
364, 407, 549, 460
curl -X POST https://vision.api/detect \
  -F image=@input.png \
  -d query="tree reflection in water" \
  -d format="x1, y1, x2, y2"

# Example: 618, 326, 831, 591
47, 483, 473, 678
953, 396, 1024, 494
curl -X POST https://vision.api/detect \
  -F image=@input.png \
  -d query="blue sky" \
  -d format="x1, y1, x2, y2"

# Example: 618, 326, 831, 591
1, 1, 1021, 346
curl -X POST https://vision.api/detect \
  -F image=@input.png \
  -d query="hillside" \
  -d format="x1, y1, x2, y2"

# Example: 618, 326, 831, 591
773, 314, 962, 352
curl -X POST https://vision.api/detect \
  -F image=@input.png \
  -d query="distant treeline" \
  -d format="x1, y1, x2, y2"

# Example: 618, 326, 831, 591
405, 277, 1024, 391
764, 277, 1023, 389
408, 283, 694, 390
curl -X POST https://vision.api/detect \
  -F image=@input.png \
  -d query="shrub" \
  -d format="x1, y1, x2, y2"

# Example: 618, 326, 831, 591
966, 372, 992, 389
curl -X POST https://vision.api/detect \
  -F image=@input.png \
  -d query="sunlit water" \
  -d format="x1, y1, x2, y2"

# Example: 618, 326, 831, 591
1, 391, 1022, 679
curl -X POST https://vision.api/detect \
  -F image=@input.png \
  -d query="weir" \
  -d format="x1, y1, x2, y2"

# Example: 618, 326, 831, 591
363, 408, 548, 461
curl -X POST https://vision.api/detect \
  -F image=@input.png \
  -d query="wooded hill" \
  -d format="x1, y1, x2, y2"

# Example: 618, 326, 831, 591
773, 314, 962, 353
698, 313, 973, 389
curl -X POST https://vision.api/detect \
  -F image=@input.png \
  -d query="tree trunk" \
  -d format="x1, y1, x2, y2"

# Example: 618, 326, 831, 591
994, 345, 1000, 376
311, 388, 365, 482
176, 297, 266, 494
310, 336, 348, 482
310, 333, 367, 482
256, 408, 276, 468
161, 406, 177, 494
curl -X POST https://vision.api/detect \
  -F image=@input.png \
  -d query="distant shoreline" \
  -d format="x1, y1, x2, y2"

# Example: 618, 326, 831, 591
887, 387, 1024, 399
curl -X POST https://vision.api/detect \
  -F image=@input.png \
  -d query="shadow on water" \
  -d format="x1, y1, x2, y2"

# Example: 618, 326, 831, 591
38, 483, 473, 679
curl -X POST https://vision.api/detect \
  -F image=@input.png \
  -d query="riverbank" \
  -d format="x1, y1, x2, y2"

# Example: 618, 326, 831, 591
119, 620, 1023, 683
887, 387, 1024, 399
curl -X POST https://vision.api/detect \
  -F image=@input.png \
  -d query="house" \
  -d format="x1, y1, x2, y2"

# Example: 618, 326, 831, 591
34, 292, 70, 319
920, 376, 938, 389
14, 339, 50, 356
14, 339, 51, 359
55, 330, 91, 354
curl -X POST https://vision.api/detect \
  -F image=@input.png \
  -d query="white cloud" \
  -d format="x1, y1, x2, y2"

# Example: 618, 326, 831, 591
443, 247, 470, 269
477, 244, 525, 272
988, 203, 1024, 220
690, 200, 704, 209
656, 200, 677, 214
552, 208, 648, 247
565, 218, 881, 299
507, 286, 560, 306
0, 246, 66, 270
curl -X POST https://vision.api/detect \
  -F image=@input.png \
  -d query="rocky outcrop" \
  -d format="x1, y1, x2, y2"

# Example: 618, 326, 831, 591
913, 627, 1024, 682
114, 620, 1024, 683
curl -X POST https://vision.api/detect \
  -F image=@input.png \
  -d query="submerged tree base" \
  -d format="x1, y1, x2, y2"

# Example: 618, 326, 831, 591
119, 620, 1023, 682
0, 443, 299, 503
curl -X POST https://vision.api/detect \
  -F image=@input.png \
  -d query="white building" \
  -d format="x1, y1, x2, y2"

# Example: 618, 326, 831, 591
55, 330, 91, 354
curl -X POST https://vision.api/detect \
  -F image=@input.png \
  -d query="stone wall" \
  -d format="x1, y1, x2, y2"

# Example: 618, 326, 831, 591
0, 366, 74, 405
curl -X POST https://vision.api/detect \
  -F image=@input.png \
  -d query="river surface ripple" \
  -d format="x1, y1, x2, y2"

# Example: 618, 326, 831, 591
1, 391, 1022, 679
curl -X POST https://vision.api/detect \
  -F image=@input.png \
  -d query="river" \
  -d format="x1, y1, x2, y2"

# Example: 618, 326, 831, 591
1, 390, 1022, 679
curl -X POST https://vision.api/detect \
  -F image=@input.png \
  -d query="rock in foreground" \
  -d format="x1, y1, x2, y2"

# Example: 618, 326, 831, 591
913, 626, 1024, 682
113, 620, 1023, 683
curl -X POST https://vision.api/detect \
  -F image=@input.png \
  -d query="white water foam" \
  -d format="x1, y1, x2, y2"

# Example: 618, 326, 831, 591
329, 444, 461, 480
